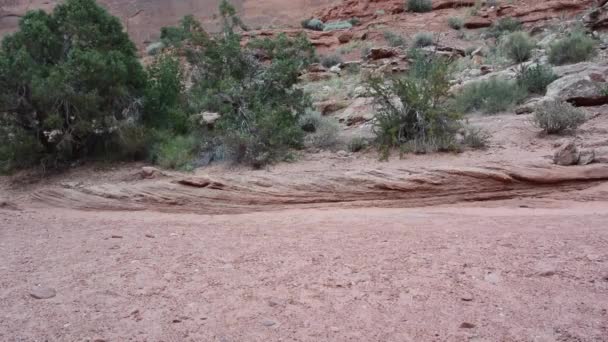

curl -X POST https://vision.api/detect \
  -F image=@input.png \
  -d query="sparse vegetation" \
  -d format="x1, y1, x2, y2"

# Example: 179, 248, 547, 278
348, 137, 369, 152
323, 21, 353, 31
348, 17, 362, 26
448, 17, 464, 30
150, 134, 200, 170
320, 54, 343, 68
369, 53, 462, 157
516, 64, 557, 95
533, 100, 587, 134
461, 126, 490, 149
146, 42, 165, 56
300, 111, 339, 149
383, 31, 407, 47
455, 78, 527, 114
486, 17, 522, 38
301, 18, 325, 31
548, 31, 596, 65
407, 0, 433, 13
413, 32, 434, 47
502, 31, 535, 63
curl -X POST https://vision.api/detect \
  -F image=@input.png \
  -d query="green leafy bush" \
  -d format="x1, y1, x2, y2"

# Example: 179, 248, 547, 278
369, 53, 461, 156
146, 42, 165, 56
533, 100, 586, 134
486, 17, 521, 38
455, 78, 527, 114
516, 64, 557, 95
502, 31, 535, 63
548, 31, 596, 65
185, 3, 316, 167
323, 21, 353, 31
413, 32, 434, 47
407, 0, 433, 13
301, 18, 325, 31
448, 17, 464, 30
150, 133, 200, 170
384, 31, 407, 47
0, 0, 146, 171
299, 111, 339, 149
320, 54, 343, 68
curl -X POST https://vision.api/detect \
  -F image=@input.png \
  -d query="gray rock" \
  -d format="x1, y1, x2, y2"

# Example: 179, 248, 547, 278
578, 149, 596, 165
553, 141, 580, 166
546, 63, 608, 106
30, 286, 56, 299
261, 319, 276, 327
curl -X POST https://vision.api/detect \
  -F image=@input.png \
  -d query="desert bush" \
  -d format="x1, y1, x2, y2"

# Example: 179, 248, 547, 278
516, 64, 557, 95
185, 3, 316, 167
349, 17, 362, 26
407, 0, 433, 13
455, 78, 527, 114
161, 15, 207, 47
150, 133, 200, 170
461, 126, 490, 149
146, 42, 165, 56
413, 32, 434, 47
548, 31, 596, 65
348, 137, 369, 152
532, 100, 586, 134
486, 17, 521, 38
448, 17, 464, 30
0, 0, 147, 171
323, 21, 353, 31
384, 31, 407, 47
502, 31, 535, 63
369, 53, 461, 156
300, 111, 339, 149
320, 54, 343, 68
301, 18, 325, 31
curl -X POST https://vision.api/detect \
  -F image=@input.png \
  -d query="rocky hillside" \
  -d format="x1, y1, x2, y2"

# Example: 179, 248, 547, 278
0, 0, 338, 47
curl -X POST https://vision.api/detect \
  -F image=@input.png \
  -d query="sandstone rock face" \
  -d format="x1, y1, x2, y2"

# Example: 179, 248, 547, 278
545, 63, 608, 106
0, 0, 338, 48
553, 141, 580, 166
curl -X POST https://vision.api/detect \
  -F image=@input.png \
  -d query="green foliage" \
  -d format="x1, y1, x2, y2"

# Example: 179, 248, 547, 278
407, 0, 433, 13
454, 78, 527, 114
146, 42, 165, 56
486, 17, 522, 38
320, 54, 343, 68
186, 8, 315, 167
461, 126, 489, 149
0, 0, 146, 171
348, 136, 369, 152
501, 31, 535, 63
323, 21, 353, 31
150, 133, 200, 170
413, 32, 434, 47
348, 17, 362, 26
533, 100, 586, 134
516, 64, 557, 95
448, 17, 464, 30
369, 53, 461, 156
383, 31, 407, 47
548, 31, 596, 65
143, 55, 188, 133
301, 18, 325, 31
300, 111, 339, 149
160, 15, 206, 47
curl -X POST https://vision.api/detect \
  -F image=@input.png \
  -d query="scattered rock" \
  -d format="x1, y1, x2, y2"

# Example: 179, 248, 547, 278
201, 112, 221, 126
111, 235, 123, 239
461, 293, 474, 302
459, 322, 476, 329
553, 141, 580, 166
464, 18, 492, 29
261, 319, 276, 327
30, 286, 56, 299
584, 3, 608, 30
368, 47, 399, 60
480, 65, 493, 75
336, 150, 349, 158
314, 100, 349, 115
299, 71, 334, 82
140, 166, 165, 179
337, 32, 354, 44
578, 149, 596, 165
329, 65, 341, 74
145, 234, 156, 238
308, 63, 328, 73
471, 47, 485, 57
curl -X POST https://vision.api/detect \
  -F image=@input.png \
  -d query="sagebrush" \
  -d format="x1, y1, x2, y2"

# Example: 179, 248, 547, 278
533, 100, 586, 134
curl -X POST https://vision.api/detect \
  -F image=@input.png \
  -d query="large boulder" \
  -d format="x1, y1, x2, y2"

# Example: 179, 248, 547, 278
337, 97, 375, 126
553, 140, 580, 166
545, 63, 608, 106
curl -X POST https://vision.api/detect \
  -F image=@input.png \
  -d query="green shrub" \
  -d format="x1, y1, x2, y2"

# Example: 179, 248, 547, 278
369, 53, 461, 156
461, 126, 490, 149
0, 0, 146, 170
533, 100, 586, 134
186, 3, 316, 168
548, 31, 596, 65
516, 64, 557, 95
323, 21, 353, 31
301, 18, 325, 31
413, 32, 434, 47
300, 111, 339, 149
384, 31, 407, 47
486, 17, 521, 38
348, 137, 369, 152
348, 17, 362, 26
448, 17, 464, 30
146, 42, 165, 56
320, 54, 343, 68
407, 0, 433, 13
502, 31, 535, 63
151, 134, 199, 170
161, 15, 206, 47
455, 78, 527, 114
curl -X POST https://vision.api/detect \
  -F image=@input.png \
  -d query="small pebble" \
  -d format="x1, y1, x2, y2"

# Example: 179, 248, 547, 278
261, 320, 276, 327
459, 322, 476, 329
30, 286, 56, 299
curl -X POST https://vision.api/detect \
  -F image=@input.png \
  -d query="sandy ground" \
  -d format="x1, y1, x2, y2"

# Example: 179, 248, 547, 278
2, 111, 608, 341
